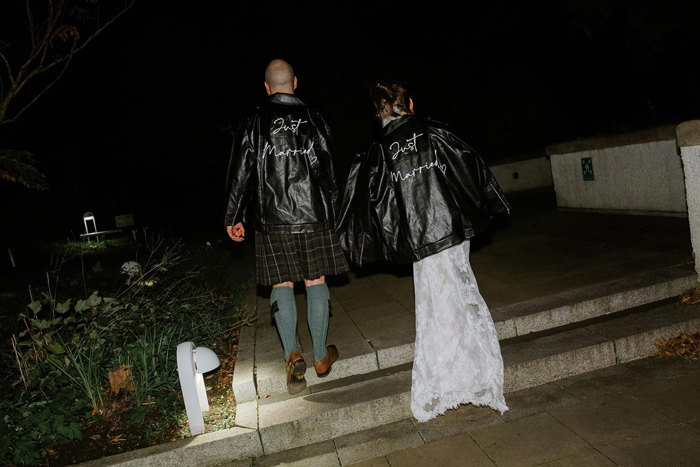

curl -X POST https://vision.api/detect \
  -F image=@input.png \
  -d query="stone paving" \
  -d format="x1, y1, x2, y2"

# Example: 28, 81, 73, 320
230, 357, 700, 466
241, 191, 694, 402
216, 190, 700, 466
226, 190, 694, 465
80, 191, 700, 466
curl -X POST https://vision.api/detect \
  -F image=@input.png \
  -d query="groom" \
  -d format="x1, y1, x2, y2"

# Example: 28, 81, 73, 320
225, 59, 348, 394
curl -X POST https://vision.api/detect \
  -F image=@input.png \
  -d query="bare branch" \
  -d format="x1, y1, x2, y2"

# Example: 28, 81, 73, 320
0, 53, 74, 126
16, 1, 58, 83
7, 37, 74, 104
70, 0, 136, 56
0, 50, 13, 85
25, 0, 36, 49
38, 0, 62, 69
28, 0, 135, 78
0, 0, 137, 126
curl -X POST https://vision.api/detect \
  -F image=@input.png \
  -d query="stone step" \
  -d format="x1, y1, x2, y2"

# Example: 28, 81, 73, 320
253, 298, 700, 456
235, 265, 697, 402
501, 297, 700, 392
88, 297, 700, 466
493, 265, 697, 340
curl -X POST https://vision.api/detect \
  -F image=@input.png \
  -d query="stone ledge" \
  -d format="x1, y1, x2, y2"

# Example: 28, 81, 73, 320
242, 266, 697, 401
231, 280, 260, 403
231, 325, 257, 403
546, 124, 677, 156
78, 425, 262, 466
258, 370, 413, 454
676, 120, 700, 148
496, 268, 698, 338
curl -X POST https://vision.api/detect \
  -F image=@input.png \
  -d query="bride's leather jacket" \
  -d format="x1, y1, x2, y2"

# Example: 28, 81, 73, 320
338, 114, 510, 264
224, 93, 339, 234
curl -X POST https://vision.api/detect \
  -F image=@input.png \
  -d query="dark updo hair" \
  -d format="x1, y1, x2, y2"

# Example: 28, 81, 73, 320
371, 82, 412, 120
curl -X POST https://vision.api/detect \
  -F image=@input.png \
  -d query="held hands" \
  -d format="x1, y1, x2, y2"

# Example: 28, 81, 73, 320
226, 222, 245, 242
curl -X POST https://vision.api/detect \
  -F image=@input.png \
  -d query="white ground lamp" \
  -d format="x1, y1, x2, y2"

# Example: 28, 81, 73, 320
177, 342, 220, 435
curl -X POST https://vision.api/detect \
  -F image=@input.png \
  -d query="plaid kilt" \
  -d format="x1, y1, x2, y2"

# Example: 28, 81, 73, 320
255, 230, 349, 285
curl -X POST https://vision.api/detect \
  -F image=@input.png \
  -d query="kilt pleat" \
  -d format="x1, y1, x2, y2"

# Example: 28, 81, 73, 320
255, 230, 349, 285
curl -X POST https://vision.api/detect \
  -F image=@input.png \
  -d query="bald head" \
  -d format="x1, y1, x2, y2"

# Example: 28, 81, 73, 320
264, 59, 296, 94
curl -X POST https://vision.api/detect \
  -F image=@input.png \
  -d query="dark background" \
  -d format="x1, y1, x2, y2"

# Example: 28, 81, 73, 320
2, 0, 700, 244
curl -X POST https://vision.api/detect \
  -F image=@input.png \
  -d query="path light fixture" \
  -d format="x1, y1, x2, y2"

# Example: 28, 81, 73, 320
177, 342, 220, 435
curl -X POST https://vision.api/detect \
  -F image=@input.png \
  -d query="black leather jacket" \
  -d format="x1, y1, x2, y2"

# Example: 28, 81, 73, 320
339, 115, 510, 264
224, 93, 339, 234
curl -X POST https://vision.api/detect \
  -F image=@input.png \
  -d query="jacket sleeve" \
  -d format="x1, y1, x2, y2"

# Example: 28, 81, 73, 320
337, 154, 361, 256
306, 110, 340, 223
337, 151, 380, 265
224, 115, 258, 227
435, 124, 511, 218
478, 153, 511, 217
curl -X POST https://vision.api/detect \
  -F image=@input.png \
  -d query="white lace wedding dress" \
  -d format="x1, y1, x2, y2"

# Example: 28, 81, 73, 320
411, 240, 508, 422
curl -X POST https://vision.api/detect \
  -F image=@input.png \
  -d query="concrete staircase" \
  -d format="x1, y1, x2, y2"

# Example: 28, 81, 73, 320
85, 264, 700, 466
239, 265, 698, 403
247, 270, 700, 456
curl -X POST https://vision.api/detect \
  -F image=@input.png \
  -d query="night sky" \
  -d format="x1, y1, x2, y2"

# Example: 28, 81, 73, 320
3, 0, 700, 242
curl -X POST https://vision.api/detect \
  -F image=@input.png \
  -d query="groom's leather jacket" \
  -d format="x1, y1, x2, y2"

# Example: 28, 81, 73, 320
224, 93, 339, 234
339, 115, 510, 264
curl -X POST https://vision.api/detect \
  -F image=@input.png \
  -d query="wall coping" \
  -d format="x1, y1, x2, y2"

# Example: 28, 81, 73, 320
676, 120, 700, 147
546, 124, 677, 156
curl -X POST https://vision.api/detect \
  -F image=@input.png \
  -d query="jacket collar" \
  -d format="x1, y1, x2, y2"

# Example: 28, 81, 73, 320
268, 92, 305, 106
382, 114, 414, 136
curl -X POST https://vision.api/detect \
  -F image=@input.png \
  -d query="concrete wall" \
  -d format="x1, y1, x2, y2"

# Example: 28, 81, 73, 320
677, 120, 700, 280
546, 125, 687, 215
490, 157, 553, 194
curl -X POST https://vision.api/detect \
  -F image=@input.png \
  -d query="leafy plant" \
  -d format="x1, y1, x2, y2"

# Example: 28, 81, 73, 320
4, 234, 255, 464
47, 337, 108, 411
0, 388, 87, 465
0, 149, 47, 189
114, 325, 183, 404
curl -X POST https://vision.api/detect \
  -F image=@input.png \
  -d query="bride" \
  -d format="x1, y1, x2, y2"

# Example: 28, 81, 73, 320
339, 82, 510, 421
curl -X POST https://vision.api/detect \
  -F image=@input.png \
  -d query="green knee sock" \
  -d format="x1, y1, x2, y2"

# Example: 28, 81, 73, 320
306, 283, 330, 361
270, 286, 297, 360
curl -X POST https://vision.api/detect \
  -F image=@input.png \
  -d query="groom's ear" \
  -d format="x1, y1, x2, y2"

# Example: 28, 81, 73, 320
264, 82, 271, 95
409, 98, 414, 113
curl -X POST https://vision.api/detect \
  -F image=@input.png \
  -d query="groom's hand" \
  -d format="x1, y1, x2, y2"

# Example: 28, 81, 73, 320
227, 222, 245, 242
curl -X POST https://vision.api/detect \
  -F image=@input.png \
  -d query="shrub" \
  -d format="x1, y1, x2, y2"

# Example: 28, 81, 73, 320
2, 235, 253, 464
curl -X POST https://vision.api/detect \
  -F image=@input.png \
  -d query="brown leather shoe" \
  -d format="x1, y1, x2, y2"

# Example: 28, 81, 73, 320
314, 345, 338, 377
285, 350, 307, 395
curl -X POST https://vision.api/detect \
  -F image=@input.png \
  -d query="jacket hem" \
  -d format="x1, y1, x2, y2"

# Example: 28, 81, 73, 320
411, 229, 475, 261
257, 222, 332, 235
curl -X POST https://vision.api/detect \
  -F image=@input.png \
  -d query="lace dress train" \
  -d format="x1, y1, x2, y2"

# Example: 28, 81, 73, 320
411, 240, 508, 422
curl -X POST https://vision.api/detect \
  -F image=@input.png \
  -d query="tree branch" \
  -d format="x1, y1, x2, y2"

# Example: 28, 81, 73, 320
5, 34, 79, 122
0, 0, 137, 127
38, 0, 61, 69
21, 0, 134, 83
0, 50, 13, 85
0, 53, 74, 126
25, 0, 36, 50
16, 1, 57, 84
70, 0, 136, 56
